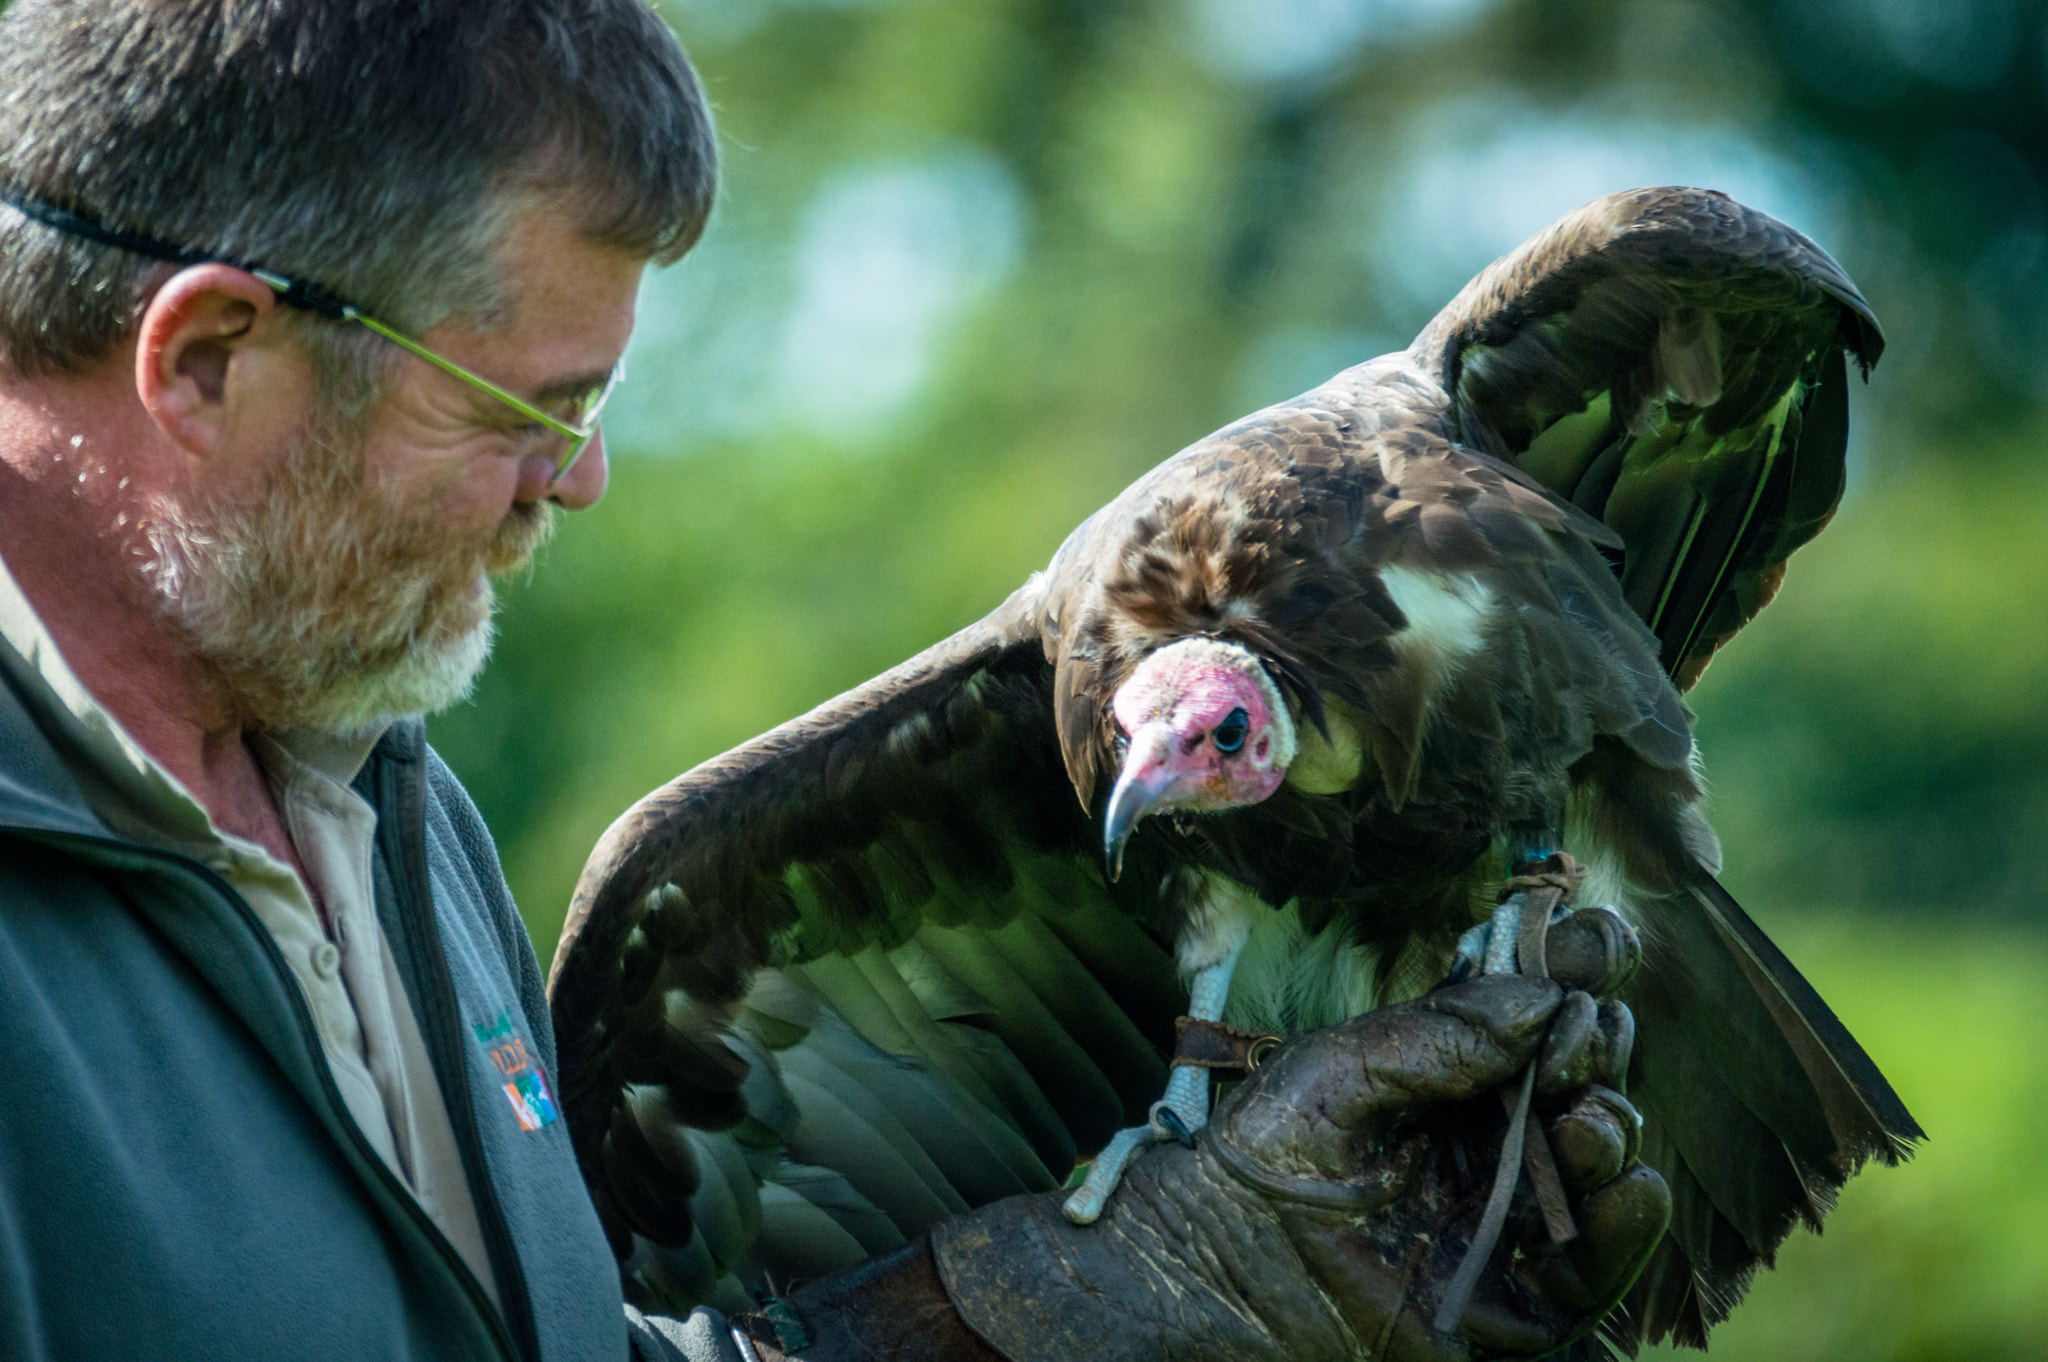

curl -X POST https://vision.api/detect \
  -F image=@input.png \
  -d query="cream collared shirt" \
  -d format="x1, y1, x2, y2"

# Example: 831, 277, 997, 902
0, 555, 502, 1312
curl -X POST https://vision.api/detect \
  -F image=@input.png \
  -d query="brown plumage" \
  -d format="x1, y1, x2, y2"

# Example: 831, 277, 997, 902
548, 187, 1918, 1346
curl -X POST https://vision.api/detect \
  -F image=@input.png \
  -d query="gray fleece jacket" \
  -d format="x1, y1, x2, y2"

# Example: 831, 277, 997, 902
0, 662, 733, 1360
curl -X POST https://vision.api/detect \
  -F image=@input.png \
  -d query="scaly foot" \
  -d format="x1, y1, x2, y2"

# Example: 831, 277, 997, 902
1062, 1056, 1213, 1223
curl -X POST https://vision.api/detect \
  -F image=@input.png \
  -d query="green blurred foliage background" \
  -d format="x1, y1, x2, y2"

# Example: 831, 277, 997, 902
426, 0, 2048, 1353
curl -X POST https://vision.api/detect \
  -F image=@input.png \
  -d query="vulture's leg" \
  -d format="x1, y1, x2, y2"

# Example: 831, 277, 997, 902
1147, 946, 1240, 1139
1063, 885, 1255, 1225
1061, 942, 1246, 1224
1452, 841, 1570, 979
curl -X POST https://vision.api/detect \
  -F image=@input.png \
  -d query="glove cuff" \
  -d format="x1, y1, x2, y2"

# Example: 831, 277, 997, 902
740, 1239, 1004, 1362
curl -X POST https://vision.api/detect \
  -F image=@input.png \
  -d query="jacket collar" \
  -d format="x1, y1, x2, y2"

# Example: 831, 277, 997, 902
0, 657, 110, 840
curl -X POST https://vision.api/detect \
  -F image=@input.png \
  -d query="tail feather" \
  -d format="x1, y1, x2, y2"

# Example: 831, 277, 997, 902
1622, 870, 1921, 1345
1685, 873, 1922, 1161
1616, 1230, 1710, 1351
1628, 982, 1825, 1251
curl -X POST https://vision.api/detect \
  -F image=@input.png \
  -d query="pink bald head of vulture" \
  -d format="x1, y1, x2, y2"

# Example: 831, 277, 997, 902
1101, 638, 1299, 878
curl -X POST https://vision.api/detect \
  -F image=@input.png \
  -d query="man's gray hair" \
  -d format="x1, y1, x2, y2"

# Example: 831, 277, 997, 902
0, 0, 716, 403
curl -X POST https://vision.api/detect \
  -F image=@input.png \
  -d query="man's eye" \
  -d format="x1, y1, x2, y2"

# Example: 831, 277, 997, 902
1212, 708, 1249, 753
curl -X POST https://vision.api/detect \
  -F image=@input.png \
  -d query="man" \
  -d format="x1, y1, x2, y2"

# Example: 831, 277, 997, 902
0, 2, 1666, 1358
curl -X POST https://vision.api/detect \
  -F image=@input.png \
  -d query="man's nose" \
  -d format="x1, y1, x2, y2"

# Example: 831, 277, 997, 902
516, 430, 609, 509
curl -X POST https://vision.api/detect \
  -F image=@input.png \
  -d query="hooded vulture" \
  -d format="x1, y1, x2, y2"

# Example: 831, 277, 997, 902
547, 186, 1920, 1349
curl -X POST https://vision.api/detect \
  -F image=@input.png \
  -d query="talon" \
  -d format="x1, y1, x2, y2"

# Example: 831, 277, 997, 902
1152, 1103, 1197, 1148
1062, 1124, 1166, 1223
1450, 923, 1491, 983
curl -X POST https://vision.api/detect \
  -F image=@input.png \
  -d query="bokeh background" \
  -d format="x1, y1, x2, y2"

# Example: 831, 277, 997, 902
428, 0, 2048, 1354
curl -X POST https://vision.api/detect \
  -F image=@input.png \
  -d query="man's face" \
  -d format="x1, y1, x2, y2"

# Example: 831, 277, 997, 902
145, 207, 643, 732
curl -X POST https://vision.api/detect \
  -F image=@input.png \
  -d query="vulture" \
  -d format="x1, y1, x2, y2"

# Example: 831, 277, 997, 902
548, 186, 1921, 1349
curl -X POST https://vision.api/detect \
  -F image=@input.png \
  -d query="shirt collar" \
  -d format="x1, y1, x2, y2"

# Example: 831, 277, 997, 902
0, 546, 390, 853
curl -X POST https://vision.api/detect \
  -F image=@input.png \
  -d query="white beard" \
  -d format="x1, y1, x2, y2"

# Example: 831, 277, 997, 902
143, 418, 553, 733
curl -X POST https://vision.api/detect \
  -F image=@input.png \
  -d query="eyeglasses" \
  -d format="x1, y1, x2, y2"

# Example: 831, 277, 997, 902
270, 274, 624, 482
0, 186, 620, 482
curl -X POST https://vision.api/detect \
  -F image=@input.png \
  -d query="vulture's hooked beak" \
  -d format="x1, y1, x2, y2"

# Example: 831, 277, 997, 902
1103, 723, 1177, 882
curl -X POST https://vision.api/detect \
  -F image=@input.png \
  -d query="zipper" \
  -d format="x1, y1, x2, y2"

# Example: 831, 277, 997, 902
3, 821, 520, 1362
377, 737, 544, 1362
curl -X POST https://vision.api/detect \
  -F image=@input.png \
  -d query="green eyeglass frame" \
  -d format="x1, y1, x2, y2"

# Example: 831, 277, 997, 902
250, 268, 625, 481
1, 186, 621, 482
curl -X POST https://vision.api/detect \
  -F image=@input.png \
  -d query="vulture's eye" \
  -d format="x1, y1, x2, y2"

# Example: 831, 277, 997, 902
1212, 707, 1250, 753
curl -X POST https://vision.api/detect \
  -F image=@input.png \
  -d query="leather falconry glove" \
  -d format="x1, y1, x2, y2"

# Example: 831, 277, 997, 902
737, 971, 1668, 1362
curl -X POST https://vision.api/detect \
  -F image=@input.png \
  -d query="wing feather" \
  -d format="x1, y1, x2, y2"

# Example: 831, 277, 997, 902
909, 921, 1130, 1149
547, 588, 1181, 1306
750, 1178, 874, 1281
1413, 185, 1882, 689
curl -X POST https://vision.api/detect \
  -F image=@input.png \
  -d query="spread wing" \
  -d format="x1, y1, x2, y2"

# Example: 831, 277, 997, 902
1413, 185, 1882, 690
545, 593, 1186, 1313
1408, 187, 1916, 1345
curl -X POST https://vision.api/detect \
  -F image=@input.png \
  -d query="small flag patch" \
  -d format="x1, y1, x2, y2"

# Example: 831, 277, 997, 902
503, 1069, 559, 1132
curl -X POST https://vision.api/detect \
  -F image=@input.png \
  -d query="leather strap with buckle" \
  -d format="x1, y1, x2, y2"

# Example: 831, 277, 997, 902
1172, 1016, 1283, 1076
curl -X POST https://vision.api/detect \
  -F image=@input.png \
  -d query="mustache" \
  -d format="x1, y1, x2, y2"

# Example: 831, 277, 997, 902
485, 499, 559, 577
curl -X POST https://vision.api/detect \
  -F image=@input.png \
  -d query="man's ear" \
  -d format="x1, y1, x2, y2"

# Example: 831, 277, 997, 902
134, 264, 310, 464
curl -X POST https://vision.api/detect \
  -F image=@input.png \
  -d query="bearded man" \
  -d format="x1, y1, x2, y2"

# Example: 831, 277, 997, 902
0, 3, 1667, 1359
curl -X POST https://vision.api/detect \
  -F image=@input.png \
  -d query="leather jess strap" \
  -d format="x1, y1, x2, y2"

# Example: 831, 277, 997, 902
1433, 852, 1589, 1335
1171, 1016, 1282, 1076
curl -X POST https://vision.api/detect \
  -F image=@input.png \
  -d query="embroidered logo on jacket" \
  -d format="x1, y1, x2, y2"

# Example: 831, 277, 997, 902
472, 1007, 559, 1132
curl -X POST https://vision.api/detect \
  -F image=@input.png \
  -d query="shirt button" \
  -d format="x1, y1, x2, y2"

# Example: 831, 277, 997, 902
312, 941, 342, 979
